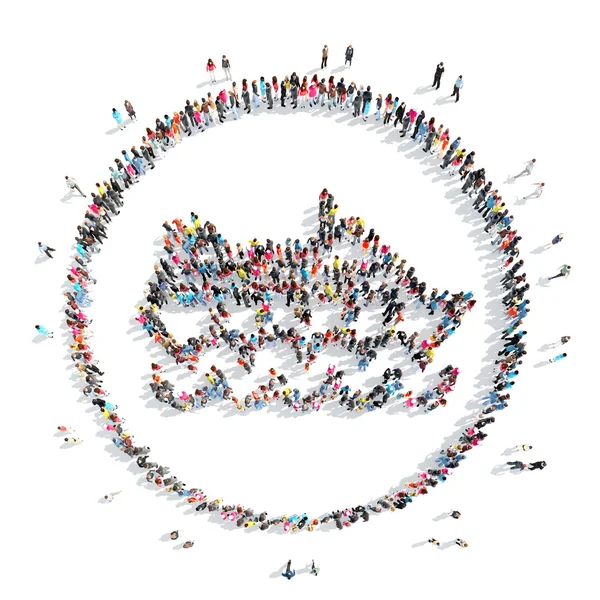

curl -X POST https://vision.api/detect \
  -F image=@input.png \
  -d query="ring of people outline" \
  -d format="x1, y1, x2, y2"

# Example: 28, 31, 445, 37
67, 70, 527, 533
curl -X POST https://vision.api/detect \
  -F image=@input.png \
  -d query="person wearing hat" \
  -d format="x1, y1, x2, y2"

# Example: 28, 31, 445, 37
432, 62, 444, 89
222, 55, 231, 81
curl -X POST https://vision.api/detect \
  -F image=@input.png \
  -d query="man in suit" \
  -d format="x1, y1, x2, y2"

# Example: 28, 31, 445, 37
432, 62, 444, 89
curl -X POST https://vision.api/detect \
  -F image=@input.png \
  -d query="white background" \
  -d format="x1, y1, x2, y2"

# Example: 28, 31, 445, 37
2, 1, 597, 597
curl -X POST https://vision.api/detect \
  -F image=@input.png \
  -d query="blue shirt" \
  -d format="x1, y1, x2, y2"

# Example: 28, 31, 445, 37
455, 78, 464, 88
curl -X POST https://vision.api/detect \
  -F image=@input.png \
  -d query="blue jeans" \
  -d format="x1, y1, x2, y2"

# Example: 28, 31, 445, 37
317, 93, 325, 105
252, 93, 260, 108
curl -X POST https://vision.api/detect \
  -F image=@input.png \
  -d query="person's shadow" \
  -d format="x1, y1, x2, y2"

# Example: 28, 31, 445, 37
533, 360, 550, 368
531, 244, 547, 255
435, 96, 455, 105
414, 85, 435, 95
35, 255, 50, 264
432, 512, 450, 522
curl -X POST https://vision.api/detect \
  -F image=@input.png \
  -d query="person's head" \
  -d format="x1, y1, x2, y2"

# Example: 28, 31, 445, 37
440, 61, 444, 66
562, 353, 567, 357
532, 158, 536, 163
458, 75, 463, 79
222, 55, 226, 59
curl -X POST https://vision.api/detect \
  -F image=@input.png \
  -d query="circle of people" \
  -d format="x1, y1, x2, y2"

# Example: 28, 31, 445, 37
59, 57, 534, 533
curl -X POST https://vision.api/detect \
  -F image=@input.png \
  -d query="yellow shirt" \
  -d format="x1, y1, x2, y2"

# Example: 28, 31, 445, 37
333, 258, 340, 269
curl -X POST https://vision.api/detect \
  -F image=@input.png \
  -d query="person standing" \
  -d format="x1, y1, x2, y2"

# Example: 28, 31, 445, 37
206, 58, 217, 83
345, 44, 354, 67
35, 324, 53, 338
124, 100, 136, 122
545, 232, 564, 248
321, 45, 329, 69
450, 510, 461, 519
310, 559, 320, 576
64, 436, 83, 444
432, 62, 444, 89
222, 56, 232, 81
112, 108, 125, 130
549, 352, 567, 363
547, 264, 571, 281
65, 175, 86, 197
266, 82, 273, 109
507, 460, 527, 470
455, 538, 468, 548
428, 538, 441, 547
515, 444, 533, 451
528, 461, 547, 471
550, 335, 570, 348
282, 559, 296, 580
513, 158, 536, 178
38, 242, 56, 259
451, 75, 463, 102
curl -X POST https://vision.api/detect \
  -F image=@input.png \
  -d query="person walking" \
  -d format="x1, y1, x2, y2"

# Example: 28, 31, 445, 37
65, 175, 86, 197
282, 559, 296, 580
432, 62, 444, 89
513, 158, 536, 179
35, 324, 53, 338
38, 242, 56, 259
345, 44, 354, 67
112, 108, 125, 130
545, 233, 564, 248
455, 538, 468, 548
310, 559, 320, 576
222, 56, 232, 81
428, 538, 440, 547
522, 182, 545, 200
549, 352, 567, 363
450, 510, 461, 519
451, 75, 463, 102
547, 264, 571, 281
321, 45, 328, 69
124, 100, 136, 122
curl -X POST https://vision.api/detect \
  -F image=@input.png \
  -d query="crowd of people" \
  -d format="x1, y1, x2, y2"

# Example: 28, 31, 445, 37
139, 194, 469, 415
56, 58, 542, 533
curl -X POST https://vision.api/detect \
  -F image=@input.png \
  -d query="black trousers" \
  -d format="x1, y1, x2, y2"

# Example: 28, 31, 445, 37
433, 74, 441, 89
451, 86, 460, 102
321, 56, 328, 68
